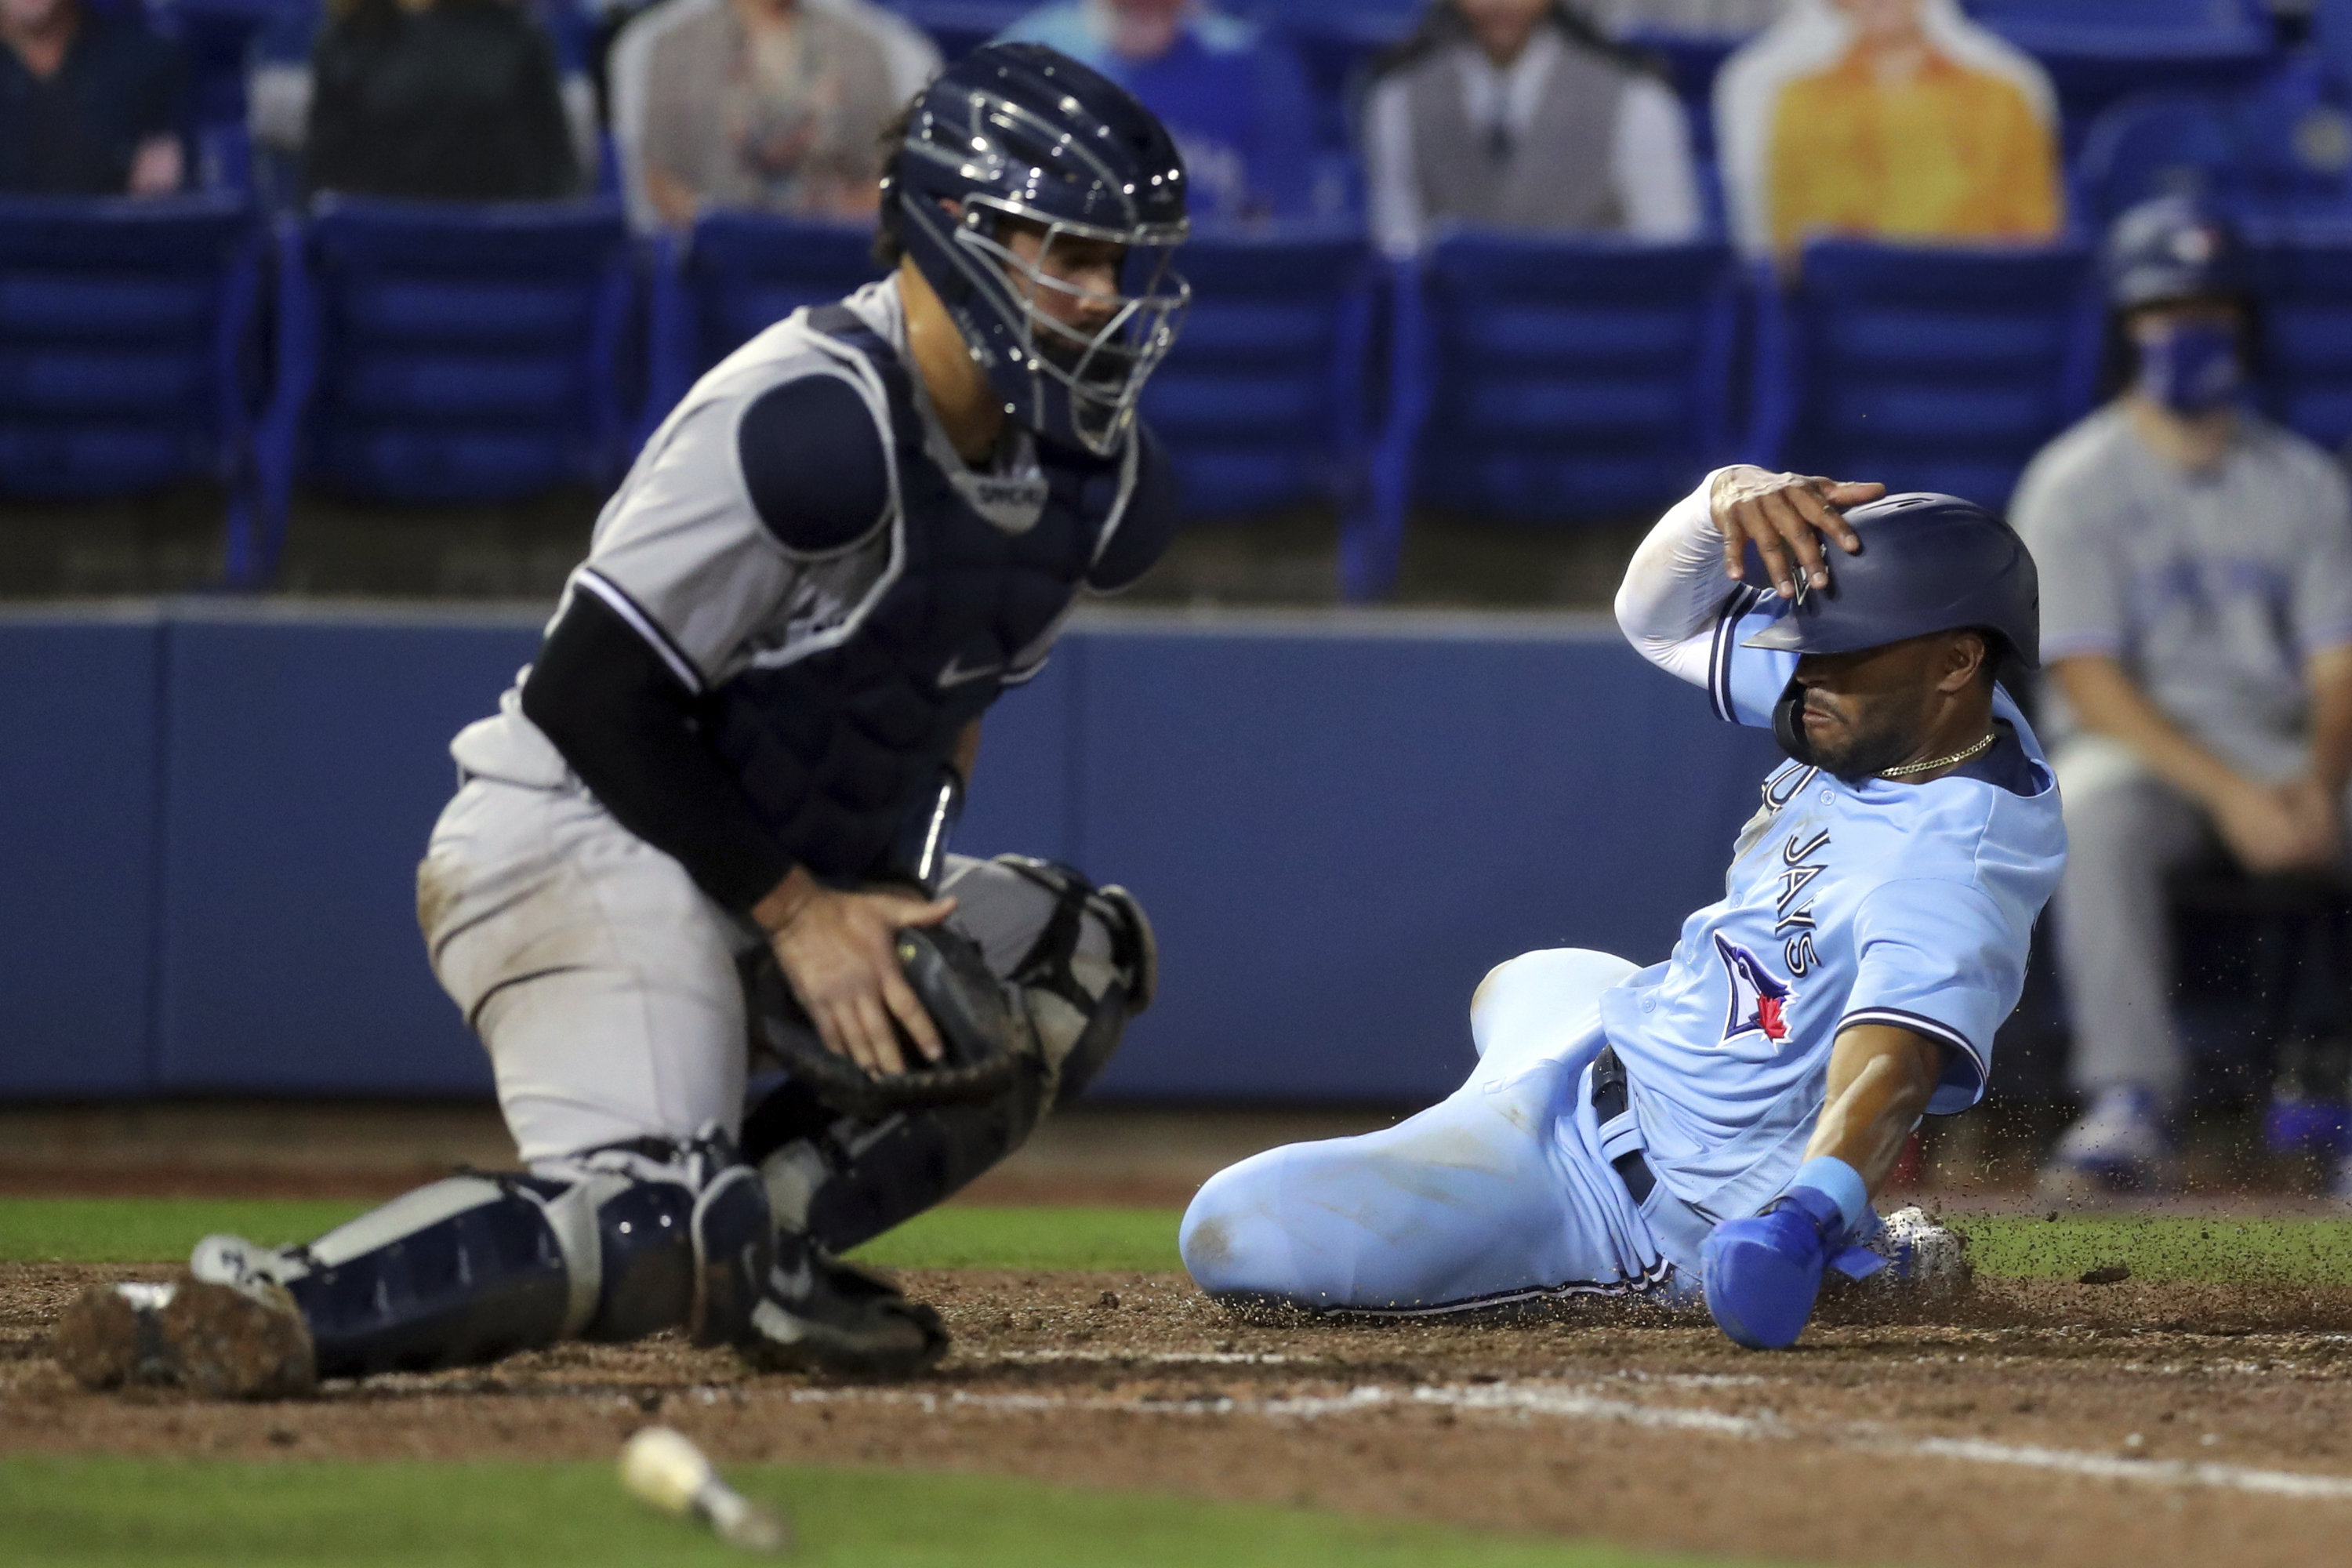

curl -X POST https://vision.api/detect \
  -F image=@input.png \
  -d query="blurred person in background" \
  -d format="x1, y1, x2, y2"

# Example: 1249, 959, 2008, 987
303, 0, 579, 201
607, 0, 935, 231
634, 0, 905, 227
996, 0, 1314, 223
1363, 0, 1701, 258
1715, 0, 2059, 261
0, 0, 186, 195
2012, 198, 2352, 1199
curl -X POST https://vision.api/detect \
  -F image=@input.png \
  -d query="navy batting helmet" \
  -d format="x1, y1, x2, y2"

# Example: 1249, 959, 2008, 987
1740, 492, 2042, 668
884, 43, 1190, 456
2103, 195, 2245, 314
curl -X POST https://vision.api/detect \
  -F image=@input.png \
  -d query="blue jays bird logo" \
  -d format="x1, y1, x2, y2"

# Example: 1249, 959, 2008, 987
1713, 933, 1794, 1045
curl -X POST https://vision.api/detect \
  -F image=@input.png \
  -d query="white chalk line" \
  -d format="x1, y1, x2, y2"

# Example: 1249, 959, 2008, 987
787, 1375, 2352, 1504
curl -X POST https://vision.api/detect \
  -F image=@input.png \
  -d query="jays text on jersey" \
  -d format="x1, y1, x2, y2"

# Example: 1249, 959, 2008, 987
1178, 475, 2066, 1311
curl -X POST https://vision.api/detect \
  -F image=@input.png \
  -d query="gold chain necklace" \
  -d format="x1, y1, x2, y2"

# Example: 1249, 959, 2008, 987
1878, 731, 1996, 779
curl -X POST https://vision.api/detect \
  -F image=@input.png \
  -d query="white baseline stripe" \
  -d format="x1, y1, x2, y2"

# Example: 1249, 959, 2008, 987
784, 1375, 2352, 1504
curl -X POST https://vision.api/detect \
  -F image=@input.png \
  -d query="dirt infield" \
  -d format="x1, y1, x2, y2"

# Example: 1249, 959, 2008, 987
9, 1261, 2352, 1568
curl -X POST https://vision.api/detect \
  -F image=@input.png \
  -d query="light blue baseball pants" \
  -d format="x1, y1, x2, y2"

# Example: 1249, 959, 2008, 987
1178, 949, 1689, 1315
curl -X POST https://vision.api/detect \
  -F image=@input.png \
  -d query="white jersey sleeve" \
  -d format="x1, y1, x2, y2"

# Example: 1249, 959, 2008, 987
1842, 876, 2022, 1114
1615, 473, 1796, 728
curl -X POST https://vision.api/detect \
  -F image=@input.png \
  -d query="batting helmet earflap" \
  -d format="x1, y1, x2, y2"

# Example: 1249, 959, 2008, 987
1739, 492, 2042, 670
2103, 194, 2245, 315
885, 42, 1191, 456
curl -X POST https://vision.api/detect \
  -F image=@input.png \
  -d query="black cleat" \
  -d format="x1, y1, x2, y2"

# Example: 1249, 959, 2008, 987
735, 1229, 948, 1379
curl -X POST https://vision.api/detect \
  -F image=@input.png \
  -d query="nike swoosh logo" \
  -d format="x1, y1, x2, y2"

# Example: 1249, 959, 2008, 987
938, 653, 1003, 690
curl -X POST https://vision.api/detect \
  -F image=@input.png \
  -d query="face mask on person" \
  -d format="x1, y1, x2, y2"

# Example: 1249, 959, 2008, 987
2134, 319, 2242, 416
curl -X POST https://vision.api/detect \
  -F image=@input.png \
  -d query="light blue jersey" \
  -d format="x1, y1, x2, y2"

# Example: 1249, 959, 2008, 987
1179, 481, 2068, 1314
1601, 585, 2067, 1227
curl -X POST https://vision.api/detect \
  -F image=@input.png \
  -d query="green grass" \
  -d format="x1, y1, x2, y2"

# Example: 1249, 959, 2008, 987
0, 1199, 373, 1265
9, 1197, 2352, 1287
1951, 1214, 2352, 1286
851, 1203, 1181, 1272
0, 1457, 1775, 1568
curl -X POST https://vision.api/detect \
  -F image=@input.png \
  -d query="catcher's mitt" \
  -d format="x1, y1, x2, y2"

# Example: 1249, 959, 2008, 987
753, 925, 1026, 1120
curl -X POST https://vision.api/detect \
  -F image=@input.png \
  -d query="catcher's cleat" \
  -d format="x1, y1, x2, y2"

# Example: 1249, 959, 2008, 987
52, 1272, 315, 1400
735, 1229, 948, 1379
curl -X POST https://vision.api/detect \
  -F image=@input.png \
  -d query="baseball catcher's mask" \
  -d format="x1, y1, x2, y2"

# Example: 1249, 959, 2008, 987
756, 925, 1024, 1121
886, 42, 1190, 456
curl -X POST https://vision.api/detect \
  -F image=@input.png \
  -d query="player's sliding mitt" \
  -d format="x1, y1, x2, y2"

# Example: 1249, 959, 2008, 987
1700, 1188, 1849, 1349
752, 925, 1025, 1120
1701, 1175, 1889, 1350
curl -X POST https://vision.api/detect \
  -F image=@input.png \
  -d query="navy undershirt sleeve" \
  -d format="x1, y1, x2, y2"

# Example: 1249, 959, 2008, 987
1087, 423, 1181, 593
735, 374, 890, 554
520, 588, 790, 913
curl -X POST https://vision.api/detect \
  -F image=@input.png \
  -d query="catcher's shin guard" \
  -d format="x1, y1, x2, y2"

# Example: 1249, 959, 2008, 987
187, 1128, 770, 1379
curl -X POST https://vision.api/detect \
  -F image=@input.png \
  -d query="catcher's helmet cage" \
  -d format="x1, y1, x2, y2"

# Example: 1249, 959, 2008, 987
1740, 492, 2042, 670
884, 42, 1190, 456
2103, 194, 2245, 314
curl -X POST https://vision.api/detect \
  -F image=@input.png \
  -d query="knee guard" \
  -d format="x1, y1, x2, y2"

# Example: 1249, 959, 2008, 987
989, 856, 1155, 1108
238, 1127, 770, 1379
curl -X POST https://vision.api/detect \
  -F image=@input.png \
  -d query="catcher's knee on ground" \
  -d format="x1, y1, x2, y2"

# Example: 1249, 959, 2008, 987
200, 1130, 770, 1380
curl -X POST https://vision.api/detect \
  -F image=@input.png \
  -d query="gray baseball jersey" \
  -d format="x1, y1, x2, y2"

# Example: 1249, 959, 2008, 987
2011, 403, 2352, 780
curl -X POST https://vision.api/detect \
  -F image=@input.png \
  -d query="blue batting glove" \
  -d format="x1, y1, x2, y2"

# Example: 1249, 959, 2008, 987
1701, 1186, 1843, 1349
1702, 1156, 1872, 1350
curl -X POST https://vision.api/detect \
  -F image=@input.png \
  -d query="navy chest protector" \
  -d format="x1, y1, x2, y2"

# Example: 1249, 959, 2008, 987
706, 306, 1131, 884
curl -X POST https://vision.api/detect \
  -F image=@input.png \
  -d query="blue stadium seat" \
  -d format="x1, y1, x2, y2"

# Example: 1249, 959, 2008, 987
882, 0, 1026, 58
0, 193, 263, 515
247, 197, 635, 582
652, 216, 1374, 553
2074, 70, 2352, 228
1961, 0, 2278, 147
1142, 226, 1375, 523
643, 212, 886, 439
1753, 239, 2100, 511
1360, 232, 1740, 597
2245, 223, 2352, 451
2073, 91, 2244, 223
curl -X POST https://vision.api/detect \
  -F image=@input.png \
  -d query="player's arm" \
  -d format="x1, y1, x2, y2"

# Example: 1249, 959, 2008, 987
1704, 877, 2017, 1349
1616, 466, 1879, 689
2056, 653, 2336, 872
1698, 1023, 1942, 1353
1802, 1023, 1945, 1193
527, 374, 954, 1076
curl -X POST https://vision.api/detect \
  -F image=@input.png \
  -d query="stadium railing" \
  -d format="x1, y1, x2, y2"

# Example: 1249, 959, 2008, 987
0, 191, 264, 531
1749, 237, 2102, 512
243, 196, 636, 584
1360, 231, 1742, 600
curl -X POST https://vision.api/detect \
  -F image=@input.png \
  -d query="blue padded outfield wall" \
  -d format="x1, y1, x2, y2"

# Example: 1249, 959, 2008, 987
0, 603, 1780, 1105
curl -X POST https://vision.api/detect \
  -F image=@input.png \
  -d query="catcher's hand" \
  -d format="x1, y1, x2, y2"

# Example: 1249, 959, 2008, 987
764, 880, 955, 1074
754, 924, 1026, 1120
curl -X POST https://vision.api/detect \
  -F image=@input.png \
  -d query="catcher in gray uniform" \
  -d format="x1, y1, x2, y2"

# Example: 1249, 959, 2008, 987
53, 44, 1189, 1398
